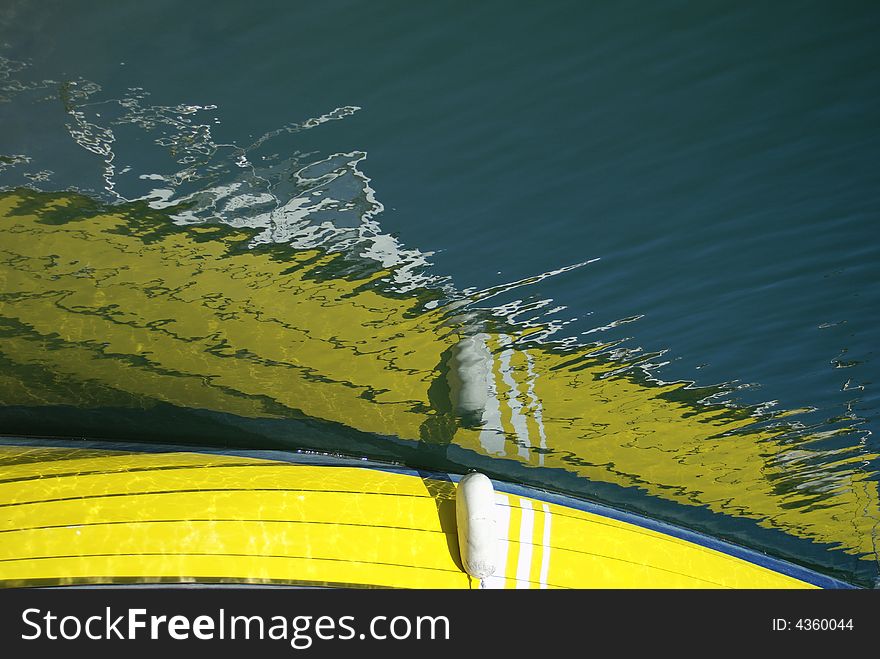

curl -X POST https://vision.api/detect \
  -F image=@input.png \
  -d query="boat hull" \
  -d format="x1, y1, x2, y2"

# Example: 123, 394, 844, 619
0, 440, 850, 589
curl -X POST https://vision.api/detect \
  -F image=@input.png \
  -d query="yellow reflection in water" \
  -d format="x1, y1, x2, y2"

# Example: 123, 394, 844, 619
0, 189, 877, 562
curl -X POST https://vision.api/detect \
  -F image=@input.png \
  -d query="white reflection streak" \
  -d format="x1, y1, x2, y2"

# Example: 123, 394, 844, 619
524, 350, 547, 468
498, 334, 532, 461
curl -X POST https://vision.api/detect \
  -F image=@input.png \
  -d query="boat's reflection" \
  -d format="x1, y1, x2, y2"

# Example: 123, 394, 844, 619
0, 188, 877, 584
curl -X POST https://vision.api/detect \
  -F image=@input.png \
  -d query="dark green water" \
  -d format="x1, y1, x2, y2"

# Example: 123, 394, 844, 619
1, 1, 879, 586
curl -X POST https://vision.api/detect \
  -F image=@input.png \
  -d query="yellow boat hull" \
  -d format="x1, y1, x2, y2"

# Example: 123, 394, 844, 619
0, 441, 848, 589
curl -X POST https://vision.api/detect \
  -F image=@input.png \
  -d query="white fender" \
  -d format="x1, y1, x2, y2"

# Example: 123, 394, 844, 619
455, 472, 498, 579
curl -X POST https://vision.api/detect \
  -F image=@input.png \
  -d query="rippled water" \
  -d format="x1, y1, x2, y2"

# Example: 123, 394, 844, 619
1, 1, 878, 586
